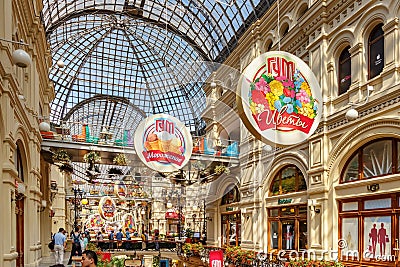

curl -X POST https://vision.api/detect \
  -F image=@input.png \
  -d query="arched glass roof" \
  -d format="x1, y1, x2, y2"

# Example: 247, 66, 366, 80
42, 0, 275, 132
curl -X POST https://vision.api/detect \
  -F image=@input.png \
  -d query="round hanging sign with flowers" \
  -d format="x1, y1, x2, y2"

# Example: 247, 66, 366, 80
238, 51, 322, 145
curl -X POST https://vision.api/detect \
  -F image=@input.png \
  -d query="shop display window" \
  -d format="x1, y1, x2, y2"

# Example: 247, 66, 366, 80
339, 194, 400, 264
268, 205, 307, 251
221, 212, 241, 247
341, 138, 399, 183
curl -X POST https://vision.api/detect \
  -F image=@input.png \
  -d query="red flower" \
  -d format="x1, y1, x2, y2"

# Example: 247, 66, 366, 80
251, 90, 269, 106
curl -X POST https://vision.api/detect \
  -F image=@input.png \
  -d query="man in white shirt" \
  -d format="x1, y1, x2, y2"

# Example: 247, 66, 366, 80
53, 228, 67, 265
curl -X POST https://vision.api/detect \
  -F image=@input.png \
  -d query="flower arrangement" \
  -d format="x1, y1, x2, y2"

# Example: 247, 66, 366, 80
113, 153, 129, 166
184, 228, 194, 238
225, 246, 256, 266
52, 149, 71, 163
288, 259, 345, 267
249, 70, 318, 132
214, 164, 230, 175
83, 151, 101, 163
86, 242, 126, 267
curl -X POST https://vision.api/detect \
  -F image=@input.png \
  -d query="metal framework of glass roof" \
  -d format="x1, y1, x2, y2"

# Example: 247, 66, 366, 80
42, 0, 275, 133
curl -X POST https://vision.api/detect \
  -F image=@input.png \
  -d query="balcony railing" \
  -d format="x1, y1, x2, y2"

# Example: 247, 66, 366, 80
40, 121, 239, 158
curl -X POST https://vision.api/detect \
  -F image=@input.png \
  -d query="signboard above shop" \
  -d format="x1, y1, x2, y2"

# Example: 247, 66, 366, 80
237, 51, 322, 146
134, 114, 193, 172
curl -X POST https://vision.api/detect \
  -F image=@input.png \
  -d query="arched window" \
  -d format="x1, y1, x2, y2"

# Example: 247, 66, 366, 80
368, 23, 384, 79
297, 4, 308, 20
265, 40, 273, 52
270, 165, 306, 196
338, 46, 351, 95
221, 186, 240, 205
281, 23, 289, 38
15, 144, 24, 182
341, 138, 400, 183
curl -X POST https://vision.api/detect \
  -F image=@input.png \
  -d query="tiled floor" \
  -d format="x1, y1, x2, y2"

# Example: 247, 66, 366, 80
39, 251, 79, 267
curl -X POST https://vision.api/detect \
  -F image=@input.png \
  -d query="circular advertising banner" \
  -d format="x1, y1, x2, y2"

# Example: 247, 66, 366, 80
134, 114, 193, 172
122, 213, 135, 230
237, 51, 322, 145
98, 196, 116, 221
114, 181, 127, 200
87, 214, 106, 229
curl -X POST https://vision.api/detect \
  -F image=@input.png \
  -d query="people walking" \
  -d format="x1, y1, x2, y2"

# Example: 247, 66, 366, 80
81, 233, 89, 251
67, 227, 82, 265
53, 228, 67, 265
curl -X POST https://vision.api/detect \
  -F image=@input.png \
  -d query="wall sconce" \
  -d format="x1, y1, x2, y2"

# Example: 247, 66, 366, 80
0, 38, 31, 68
38, 200, 47, 212
345, 85, 374, 121
308, 199, 320, 214
11, 191, 25, 202
166, 202, 173, 209
50, 183, 58, 202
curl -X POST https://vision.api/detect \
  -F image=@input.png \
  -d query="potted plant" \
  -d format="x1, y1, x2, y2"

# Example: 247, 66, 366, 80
184, 228, 194, 243
113, 153, 129, 166
83, 151, 101, 164
214, 164, 230, 175
52, 149, 71, 163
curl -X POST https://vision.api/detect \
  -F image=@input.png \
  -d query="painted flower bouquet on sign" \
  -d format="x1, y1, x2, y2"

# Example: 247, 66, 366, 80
249, 69, 318, 134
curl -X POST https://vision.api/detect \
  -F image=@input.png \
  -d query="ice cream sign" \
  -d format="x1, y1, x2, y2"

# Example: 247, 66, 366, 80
238, 51, 322, 145
134, 114, 193, 172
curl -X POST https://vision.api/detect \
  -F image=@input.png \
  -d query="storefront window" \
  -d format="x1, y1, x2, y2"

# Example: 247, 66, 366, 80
221, 212, 241, 246
268, 205, 307, 251
270, 165, 307, 196
342, 138, 399, 183
339, 194, 400, 264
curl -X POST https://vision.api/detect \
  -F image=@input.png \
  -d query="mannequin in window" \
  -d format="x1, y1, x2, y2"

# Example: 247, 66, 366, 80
378, 222, 387, 255
285, 225, 294, 250
369, 224, 378, 257
212, 124, 221, 148
229, 223, 236, 245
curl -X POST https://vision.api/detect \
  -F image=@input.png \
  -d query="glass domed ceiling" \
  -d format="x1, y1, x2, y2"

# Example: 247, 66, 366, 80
42, 0, 275, 132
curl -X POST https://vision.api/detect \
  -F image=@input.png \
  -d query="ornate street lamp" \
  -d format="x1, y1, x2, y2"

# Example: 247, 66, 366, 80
72, 188, 83, 228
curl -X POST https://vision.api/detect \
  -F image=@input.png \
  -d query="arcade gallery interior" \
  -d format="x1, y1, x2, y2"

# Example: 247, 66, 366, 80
1, 0, 400, 266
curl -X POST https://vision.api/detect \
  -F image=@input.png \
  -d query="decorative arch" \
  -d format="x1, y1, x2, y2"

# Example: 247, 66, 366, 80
14, 124, 32, 180
327, 117, 400, 186
220, 185, 240, 205
280, 21, 290, 39
214, 176, 240, 204
261, 152, 308, 199
264, 38, 274, 52
295, 2, 308, 23
355, 7, 388, 41
326, 31, 354, 59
